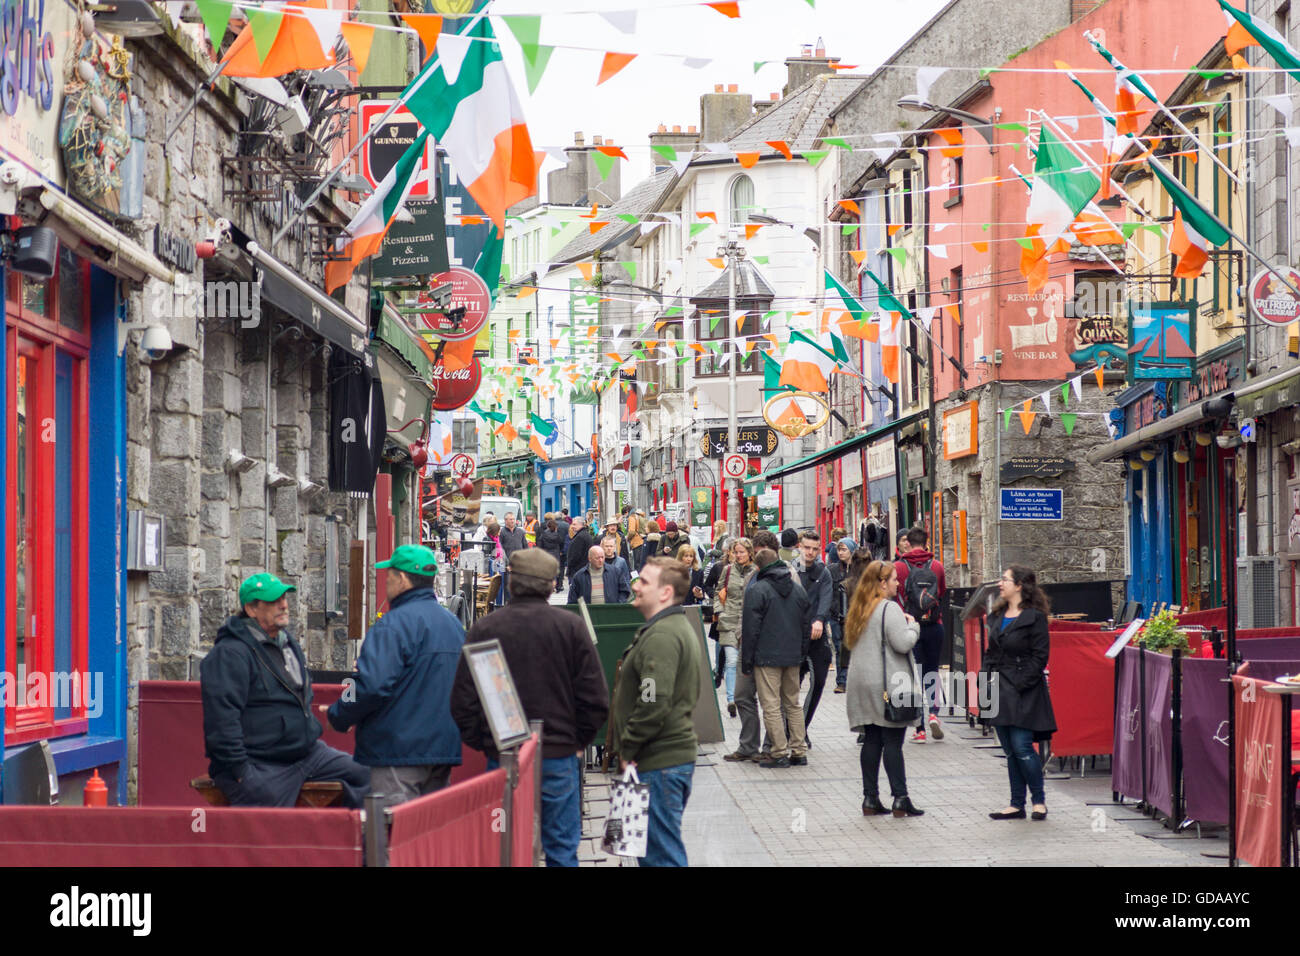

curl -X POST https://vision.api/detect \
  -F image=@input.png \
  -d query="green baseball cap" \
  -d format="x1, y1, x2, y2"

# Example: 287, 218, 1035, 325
239, 572, 296, 607
375, 544, 440, 575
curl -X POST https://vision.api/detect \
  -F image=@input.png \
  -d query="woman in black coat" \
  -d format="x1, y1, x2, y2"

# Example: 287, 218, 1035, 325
981, 565, 1056, 821
536, 515, 566, 593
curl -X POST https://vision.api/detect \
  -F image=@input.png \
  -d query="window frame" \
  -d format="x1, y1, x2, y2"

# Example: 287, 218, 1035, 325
729, 174, 756, 227
693, 304, 768, 378
4, 249, 92, 745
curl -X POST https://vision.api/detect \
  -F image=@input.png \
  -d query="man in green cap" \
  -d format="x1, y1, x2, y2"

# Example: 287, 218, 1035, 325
200, 572, 370, 807
327, 545, 466, 805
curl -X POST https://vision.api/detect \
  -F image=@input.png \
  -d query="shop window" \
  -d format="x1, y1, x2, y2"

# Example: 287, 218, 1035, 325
5, 247, 91, 743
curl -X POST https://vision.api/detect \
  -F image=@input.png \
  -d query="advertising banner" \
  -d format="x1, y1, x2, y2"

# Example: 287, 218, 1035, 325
1232, 675, 1285, 868
1142, 649, 1174, 817
1111, 646, 1143, 801
1180, 658, 1230, 825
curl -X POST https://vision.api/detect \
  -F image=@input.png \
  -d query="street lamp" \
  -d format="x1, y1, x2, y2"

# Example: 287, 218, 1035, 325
896, 94, 997, 146
717, 229, 746, 536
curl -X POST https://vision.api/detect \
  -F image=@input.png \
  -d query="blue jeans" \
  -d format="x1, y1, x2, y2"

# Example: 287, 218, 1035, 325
487, 754, 582, 867
723, 645, 738, 702
638, 763, 694, 867
995, 725, 1046, 808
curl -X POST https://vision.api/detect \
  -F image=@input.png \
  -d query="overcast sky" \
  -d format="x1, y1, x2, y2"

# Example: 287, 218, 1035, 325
489, 0, 951, 190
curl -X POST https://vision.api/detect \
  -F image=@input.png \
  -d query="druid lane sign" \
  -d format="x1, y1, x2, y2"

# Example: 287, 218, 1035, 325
1000, 488, 1064, 521
700, 426, 779, 458
1000, 457, 1076, 484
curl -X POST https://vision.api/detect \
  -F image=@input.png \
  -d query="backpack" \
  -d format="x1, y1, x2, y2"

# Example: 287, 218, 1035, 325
903, 561, 941, 624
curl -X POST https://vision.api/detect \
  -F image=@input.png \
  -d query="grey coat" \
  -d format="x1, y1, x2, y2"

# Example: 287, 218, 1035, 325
715, 562, 755, 649
845, 599, 921, 730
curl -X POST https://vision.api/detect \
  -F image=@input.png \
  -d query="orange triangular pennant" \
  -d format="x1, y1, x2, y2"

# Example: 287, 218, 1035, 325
1094, 366, 1105, 390
745, 223, 763, 240
838, 199, 861, 217
736, 152, 761, 168
766, 140, 793, 160
577, 262, 594, 281
1019, 400, 1036, 434
340, 22, 375, 76
598, 52, 637, 85
706, 1, 741, 16
400, 13, 442, 63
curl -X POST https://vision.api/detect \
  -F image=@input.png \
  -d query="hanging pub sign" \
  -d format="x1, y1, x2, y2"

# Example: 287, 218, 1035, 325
1000, 456, 1076, 484
866, 438, 895, 481
699, 426, 778, 458
942, 401, 979, 459
3, 0, 67, 186
1248, 267, 1300, 328
418, 267, 491, 340
763, 391, 829, 439
689, 487, 714, 528
360, 102, 435, 196
430, 354, 481, 411
1127, 301, 1196, 381
60, 19, 144, 218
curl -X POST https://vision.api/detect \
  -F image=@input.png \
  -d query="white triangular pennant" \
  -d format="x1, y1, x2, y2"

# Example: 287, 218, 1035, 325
932, 221, 949, 234
927, 243, 947, 259
599, 10, 637, 32
1040, 390, 1051, 415
1071, 374, 1084, 402
873, 132, 902, 148
300, 7, 344, 57
639, 220, 664, 236
917, 306, 938, 333
668, 153, 696, 177
163, 0, 185, 27
681, 57, 711, 69
437, 32, 472, 85
915, 66, 946, 104
1265, 94, 1295, 124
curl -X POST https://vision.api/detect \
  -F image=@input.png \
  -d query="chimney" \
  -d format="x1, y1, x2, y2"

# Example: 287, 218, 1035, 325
784, 41, 838, 97
593, 135, 603, 146
573, 131, 584, 147
754, 91, 780, 115
547, 131, 623, 206
649, 121, 702, 172
699, 83, 753, 144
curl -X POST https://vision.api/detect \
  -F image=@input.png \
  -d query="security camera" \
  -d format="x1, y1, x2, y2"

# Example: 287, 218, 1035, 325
140, 325, 173, 361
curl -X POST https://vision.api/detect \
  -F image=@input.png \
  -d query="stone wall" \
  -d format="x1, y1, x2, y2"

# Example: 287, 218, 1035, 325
933, 379, 1126, 612
121, 28, 361, 800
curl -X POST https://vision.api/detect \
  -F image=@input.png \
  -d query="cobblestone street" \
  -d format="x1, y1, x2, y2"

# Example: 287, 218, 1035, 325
581, 673, 1225, 867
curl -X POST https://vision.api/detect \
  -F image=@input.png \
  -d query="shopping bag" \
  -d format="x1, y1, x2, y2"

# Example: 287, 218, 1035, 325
601, 765, 650, 858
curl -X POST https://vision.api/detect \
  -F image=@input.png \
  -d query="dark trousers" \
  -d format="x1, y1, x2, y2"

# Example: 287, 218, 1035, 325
912, 621, 944, 716
214, 739, 370, 808
801, 636, 833, 733
830, 619, 849, 687
859, 725, 908, 799
995, 725, 1047, 808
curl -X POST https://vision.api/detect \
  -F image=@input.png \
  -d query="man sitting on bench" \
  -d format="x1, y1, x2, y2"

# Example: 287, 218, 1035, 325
200, 572, 369, 808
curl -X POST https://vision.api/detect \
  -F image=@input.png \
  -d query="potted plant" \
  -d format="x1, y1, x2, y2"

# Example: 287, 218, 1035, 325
1137, 608, 1190, 655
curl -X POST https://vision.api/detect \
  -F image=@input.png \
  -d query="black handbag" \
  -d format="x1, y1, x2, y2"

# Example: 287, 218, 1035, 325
880, 605, 922, 724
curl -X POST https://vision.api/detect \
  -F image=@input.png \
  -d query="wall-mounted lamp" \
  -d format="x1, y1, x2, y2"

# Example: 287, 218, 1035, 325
1139, 447, 1157, 461
266, 466, 297, 488
225, 449, 257, 474
117, 322, 173, 359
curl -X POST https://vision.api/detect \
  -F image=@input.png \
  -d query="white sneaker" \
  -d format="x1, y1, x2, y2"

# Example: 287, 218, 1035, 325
928, 715, 944, 740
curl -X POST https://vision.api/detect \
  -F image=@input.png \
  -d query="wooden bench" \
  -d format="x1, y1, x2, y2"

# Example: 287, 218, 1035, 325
190, 776, 345, 808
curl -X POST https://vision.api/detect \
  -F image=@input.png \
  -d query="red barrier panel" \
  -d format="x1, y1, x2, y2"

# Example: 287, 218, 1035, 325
1048, 631, 1116, 757
1049, 620, 1105, 631
1181, 607, 1228, 629
388, 767, 506, 866
1232, 676, 1287, 868
1240, 628, 1300, 641
139, 680, 484, 805
0, 806, 363, 866
512, 736, 538, 867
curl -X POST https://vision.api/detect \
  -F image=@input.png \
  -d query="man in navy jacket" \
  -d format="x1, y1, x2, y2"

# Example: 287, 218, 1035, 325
568, 545, 631, 604
327, 545, 466, 806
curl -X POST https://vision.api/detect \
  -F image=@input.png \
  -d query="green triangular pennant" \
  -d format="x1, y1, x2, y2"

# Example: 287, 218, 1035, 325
617, 214, 639, 224
841, 224, 861, 236
620, 261, 637, 283
690, 222, 711, 238
652, 144, 678, 162
1060, 382, 1070, 406
195, 0, 233, 48
521, 44, 554, 95
1014, 237, 1034, 250
753, 60, 769, 73
1003, 407, 1013, 430
678, 356, 693, 366
752, 255, 769, 264
710, 311, 724, 333
663, 306, 683, 317
1120, 222, 1140, 239
501, 14, 541, 54
887, 247, 907, 269
802, 149, 829, 165
1061, 412, 1077, 435
1197, 70, 1226, 80
247, 8, 283, 63
995, 122, 1028, 133
592, 150, 616, 181
823, 137, 852, 151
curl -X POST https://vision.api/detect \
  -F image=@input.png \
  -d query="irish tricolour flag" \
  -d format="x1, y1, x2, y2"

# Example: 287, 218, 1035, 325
1148, 160, 1231, 279
779, 329, 839, 394
325, 131, 429, 293
1026, 126, 1100, 251
400, 17, 542, 232
1219, 0, 1300, 79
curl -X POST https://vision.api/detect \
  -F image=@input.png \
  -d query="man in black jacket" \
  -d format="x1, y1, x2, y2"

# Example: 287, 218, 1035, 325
742, 549, 812, 768
797, 530, 835, 743
565, 517, 595, 579
200, 573, 369, 807
452, 549, 609, 866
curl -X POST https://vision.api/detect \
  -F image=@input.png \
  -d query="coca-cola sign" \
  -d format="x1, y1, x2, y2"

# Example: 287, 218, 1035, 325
431, 356, 482, 410
419, 267, 491, 340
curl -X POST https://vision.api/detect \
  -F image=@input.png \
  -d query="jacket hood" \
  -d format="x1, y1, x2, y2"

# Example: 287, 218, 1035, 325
758, 561, 795, 596
902, 549, 935, 566
217, 613, 266, 648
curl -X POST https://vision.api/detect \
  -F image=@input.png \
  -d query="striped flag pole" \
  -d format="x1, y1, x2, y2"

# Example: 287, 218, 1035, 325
274, 9, 491, 245
1083, 30, 1242, 186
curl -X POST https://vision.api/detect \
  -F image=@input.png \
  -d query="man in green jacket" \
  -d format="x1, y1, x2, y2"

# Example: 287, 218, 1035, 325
610, 556, 701, 867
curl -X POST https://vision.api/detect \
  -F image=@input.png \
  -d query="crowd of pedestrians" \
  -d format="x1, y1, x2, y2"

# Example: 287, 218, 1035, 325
199, 502, 1056, 869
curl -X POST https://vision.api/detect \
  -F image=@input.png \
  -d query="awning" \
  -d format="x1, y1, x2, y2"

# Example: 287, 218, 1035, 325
1234, 363, 1300, 418
479, 454, 533, 479
36, 189, 174, 283
763, 410, 926, 481
244, 241, 372, 364
1086, 395, 1235, 464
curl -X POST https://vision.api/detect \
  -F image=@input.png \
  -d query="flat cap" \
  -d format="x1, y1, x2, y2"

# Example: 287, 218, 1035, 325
510, 548, 559, 581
